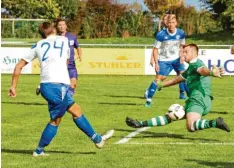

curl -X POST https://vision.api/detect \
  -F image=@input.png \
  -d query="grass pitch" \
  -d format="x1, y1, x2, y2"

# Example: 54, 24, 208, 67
1, 75, 234, 168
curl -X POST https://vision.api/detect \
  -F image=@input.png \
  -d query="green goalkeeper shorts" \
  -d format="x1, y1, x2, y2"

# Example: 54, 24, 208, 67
184, 91, 212, 116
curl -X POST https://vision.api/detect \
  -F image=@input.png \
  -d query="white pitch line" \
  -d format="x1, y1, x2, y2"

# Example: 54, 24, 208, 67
115, 127, 151, 144
118, 142, 234, 146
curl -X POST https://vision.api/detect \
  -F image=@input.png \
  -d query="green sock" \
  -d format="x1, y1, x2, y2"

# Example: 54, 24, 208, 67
140, 115, 171, 127
193, 119, 216, 131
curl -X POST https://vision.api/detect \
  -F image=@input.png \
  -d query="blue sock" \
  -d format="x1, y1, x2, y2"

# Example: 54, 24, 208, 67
73, 115, 102, 143
36, 123, 58, 154
179, 82, 185, 94
69, 87, 75, 96
147, 80, 157, 99
183, 82, 189, 95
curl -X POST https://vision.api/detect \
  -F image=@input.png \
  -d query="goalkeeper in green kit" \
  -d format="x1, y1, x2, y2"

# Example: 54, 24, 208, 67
126, 44, 230, 133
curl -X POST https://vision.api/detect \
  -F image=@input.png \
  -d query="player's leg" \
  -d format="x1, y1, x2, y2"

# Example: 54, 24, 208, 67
145, 61, 172, 107
36, 85, 41, 95
70, 78, 77, 95
126, 104, 185, 128
68, 103, 114, 148
33, 83, 71, 156
185, 96, 230, 132
172, 58, 188, 99
68, 68, 78, 96
126, 114, 172, 128
33, 117, 62, 157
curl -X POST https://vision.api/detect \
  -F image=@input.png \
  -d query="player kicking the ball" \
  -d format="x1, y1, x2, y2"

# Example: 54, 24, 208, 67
126, 44, 230, 133
9, 22, 114, 157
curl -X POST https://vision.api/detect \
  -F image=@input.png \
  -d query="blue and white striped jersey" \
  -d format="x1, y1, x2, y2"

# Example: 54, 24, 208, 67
154, 28, 185, 61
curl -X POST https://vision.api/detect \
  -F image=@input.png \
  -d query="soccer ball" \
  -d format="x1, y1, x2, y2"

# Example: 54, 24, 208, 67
167, 104, 185, 120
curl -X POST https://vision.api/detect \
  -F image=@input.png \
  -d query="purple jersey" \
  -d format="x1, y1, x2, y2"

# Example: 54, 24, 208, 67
59, 32, 79, 68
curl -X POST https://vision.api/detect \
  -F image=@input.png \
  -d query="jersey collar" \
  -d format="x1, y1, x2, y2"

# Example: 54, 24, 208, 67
190, 58, 198, 63
166, 28, 177, 36
58, 32, 67, 36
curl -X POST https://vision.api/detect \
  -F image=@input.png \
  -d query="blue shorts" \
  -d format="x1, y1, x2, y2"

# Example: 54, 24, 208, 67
68, 67, 78, 79
40, 83, 75, 120
157, 58, 185, 76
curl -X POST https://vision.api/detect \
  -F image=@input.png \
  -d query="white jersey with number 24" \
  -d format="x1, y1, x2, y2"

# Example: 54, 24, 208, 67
23, 35, 70, 85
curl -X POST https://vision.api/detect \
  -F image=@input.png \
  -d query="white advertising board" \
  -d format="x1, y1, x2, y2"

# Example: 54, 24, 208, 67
1, 48, 32, 74
145, 49, 234, 75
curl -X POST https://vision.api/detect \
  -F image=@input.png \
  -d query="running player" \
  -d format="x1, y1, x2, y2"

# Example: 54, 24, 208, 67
9, 22, 114, 157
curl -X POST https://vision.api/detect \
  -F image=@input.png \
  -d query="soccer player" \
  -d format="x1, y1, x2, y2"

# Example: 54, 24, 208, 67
145, 14, 188, 107
56, 18, 82, 96
126, 44, 230, 133
158, 14, 169, 32
9, 22, 114, 157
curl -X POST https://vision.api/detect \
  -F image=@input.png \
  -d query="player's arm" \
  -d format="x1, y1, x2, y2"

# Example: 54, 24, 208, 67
231, 45, 234, 54
74, 37, 82, 62
150, 48, 158, 66
197, 66, 225, 78
9, 59, 28, 97
158, 75, 185, 90
9, 45, 37, 97
153, 34, 162, 72
152, 47, 159, 72
77, 47, 82, 61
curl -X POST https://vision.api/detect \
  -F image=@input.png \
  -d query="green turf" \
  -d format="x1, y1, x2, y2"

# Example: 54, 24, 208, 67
1, 75, 234, 168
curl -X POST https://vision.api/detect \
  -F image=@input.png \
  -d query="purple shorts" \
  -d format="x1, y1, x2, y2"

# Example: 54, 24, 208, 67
68, 68, 78, 79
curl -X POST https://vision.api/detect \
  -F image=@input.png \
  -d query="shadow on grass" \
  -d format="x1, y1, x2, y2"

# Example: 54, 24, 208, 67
210, 111, 230, 115
2, 101, 47, 106
115, 129, 219, 142
98, 102, 142, 106
1, 149, 96, 155
104, 95, 145, 99
185, 159, 234, 168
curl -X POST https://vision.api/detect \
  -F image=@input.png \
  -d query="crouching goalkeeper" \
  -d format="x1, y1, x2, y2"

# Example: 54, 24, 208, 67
126, 44, 230, 133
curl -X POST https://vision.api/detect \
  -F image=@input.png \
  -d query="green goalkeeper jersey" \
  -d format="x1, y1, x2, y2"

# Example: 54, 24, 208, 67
181, 59, 211, 97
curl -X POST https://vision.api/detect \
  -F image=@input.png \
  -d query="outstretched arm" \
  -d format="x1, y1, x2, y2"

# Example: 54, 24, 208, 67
158, 75, 185, 90
9, 59, 28, 97
197, 66, 224, 78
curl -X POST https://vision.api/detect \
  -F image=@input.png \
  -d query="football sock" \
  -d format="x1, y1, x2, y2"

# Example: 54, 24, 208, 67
36, 123, 58, 154
73, 115, 102, 143
140, 115, 171, 127
183, 82, 189, 95
191, 119, 216, 131
147, 80, 157, 101
69, 87, 75, 96
179, 82, 185, 95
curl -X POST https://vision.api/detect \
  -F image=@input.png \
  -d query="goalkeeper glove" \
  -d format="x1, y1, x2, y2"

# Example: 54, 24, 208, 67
210, 65, 225, 78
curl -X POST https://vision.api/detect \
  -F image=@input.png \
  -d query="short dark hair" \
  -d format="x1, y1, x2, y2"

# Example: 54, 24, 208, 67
38, 22, 54, 38
183, 43, 199, 54
55, 18, 67, 26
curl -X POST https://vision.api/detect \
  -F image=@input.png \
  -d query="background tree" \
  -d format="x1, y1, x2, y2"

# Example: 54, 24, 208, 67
1, 0, 59, 19
144, 0, 183, 15
200, 0, 234, 30
55, 0, 79, 20
170, 3, 219, 35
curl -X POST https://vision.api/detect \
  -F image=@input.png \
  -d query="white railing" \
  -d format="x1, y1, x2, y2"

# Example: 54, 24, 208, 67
1, 41, 232, 48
